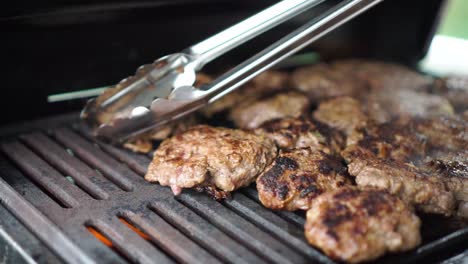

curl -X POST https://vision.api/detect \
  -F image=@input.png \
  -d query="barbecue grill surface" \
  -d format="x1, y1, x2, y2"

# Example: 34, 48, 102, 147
0, 113, 466, 264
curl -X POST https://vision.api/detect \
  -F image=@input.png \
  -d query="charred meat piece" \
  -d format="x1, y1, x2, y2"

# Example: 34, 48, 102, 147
305, 187, 421, 263
341, 119, 428, 163
256, 148, 351, 211
145, 125, 277, 198
423, 152, 468, 219
254, 117, 345, 153
291, 63, 367, 102
347, 157, 455, 216
414, 116, 467, 152
229, 91, 310, 129
312, 96, 368, 147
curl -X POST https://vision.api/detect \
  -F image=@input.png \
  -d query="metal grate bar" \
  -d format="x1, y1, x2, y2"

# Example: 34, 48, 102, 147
177, 192, 309, 264
225, 193, 333, 263
0, 158, 63, 212
119, 210, 222, 264
88, 218, 174, 264
149, 200, 267, 264
0, 177, 95, 264
53, 128, 136, 191
20, 132, 115, 200
0, 141, 85, 208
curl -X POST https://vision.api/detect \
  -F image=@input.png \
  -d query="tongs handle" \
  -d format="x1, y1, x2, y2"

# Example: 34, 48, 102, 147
185, 0, 326, 69
202, 0, 383, 102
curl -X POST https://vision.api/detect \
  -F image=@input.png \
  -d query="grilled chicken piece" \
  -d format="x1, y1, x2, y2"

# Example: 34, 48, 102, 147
254, 117, 345, 153
347, 156, 455, 216
145, 125, 277, 198
305, 187, 421, 263
256, 148, 351, 211
229, 91, 310, 129
291, 63, 367, 102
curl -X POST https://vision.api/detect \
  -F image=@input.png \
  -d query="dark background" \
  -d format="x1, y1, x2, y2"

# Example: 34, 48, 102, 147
1, 0, 445, 125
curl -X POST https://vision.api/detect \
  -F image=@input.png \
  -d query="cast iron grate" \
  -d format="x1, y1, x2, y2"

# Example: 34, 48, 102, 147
0, 113, 466, 264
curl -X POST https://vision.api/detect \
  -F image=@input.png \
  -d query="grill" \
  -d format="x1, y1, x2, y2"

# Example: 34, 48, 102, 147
0, 113, 466, 264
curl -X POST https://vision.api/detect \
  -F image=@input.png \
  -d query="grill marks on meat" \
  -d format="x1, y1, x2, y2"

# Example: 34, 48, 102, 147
305, 187, 421, 263
145, 125, 277, 198
256, 148, 351, 211
347, 157, 455, 216
342, 120, 428, 164
229, 91, 310, 129
254, 117, 345, 153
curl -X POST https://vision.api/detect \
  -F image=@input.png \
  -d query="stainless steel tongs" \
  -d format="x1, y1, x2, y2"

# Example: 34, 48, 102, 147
81, 0, 383, 143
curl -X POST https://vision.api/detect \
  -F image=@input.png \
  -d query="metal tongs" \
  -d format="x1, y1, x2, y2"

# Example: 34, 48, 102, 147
81, 0, 383, 143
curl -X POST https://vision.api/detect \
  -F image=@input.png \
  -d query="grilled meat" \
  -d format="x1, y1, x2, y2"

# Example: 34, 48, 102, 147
305, 187, 421, 263
256, 148, 351, 211
200, 70, 289, 118
347, 156, 455, 216
123, 114, 201, 153
331, 59, 433, 92
313, 97, 367, 137
413, 116, 467, 152
145, 125, 277, 198
254, 117, 345, 153
291, 63, 367, 102
432, 76, 468, 113
341, 119, 428, 163
365, 88, 454, 123
229, 91, 310, 129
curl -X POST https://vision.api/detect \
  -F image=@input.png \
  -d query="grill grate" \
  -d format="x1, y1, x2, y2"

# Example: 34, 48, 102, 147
0, 113, 466, 264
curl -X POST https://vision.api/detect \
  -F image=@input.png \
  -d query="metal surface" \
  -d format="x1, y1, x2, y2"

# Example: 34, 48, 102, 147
0, 114, 466, 263
81, 0, 383, 143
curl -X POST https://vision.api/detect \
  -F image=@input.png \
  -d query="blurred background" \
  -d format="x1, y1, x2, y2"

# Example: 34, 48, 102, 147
1, 0, 467, 125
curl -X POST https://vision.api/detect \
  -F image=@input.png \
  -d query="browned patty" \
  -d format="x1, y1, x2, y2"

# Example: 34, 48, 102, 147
123, 114, 201, 153
145, 125, 277, 198
200, 70, 289, 118
229, 91, 310, 129
254, 117, 345, 153
256, 148, 351, 211
291, 63, 367, 102
341, 119, 428, 164
347, 156, 455, 216
305, 187, 421, 263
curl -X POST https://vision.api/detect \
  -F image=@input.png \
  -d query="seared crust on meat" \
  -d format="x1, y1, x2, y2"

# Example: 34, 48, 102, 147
229, 91, 310, 129
341, 119, 428, 163
347, 157, 455, 216
256, 148, 351, 211
145, 125, 277, 198
254, 117, 345, 153
305, 187, 421, 263
414, 116, 467, 151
